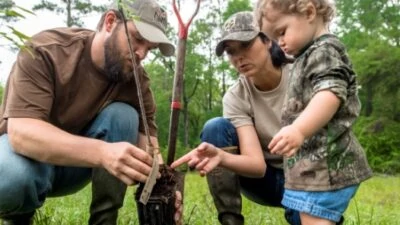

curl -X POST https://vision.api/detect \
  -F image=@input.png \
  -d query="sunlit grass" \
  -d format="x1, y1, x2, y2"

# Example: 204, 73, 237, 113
2, 173, 399, 225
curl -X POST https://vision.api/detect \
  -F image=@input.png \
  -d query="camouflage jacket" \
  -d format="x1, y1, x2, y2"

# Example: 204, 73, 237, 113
282, 34, 373, 191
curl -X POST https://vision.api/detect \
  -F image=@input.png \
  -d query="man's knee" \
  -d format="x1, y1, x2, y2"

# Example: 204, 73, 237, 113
88, 102, 140, 143
0, 135, 53, 215
0, 160, 49, 213
101, 102, 139, 131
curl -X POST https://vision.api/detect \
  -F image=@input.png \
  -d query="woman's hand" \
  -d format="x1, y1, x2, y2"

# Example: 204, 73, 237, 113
171, 142, 222, 176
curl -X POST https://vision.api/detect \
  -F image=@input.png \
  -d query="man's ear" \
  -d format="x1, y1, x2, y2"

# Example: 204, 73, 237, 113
305, 2, 317, 22
104, 11, 118, 32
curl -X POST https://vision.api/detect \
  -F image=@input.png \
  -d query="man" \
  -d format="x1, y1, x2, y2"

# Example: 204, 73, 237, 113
0, 0, 181, 224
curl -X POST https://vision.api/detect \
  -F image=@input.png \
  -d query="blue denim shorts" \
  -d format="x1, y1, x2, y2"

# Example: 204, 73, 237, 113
282, 185, 359, 222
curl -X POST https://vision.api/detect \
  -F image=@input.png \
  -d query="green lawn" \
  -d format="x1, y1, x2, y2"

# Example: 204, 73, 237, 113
5, 173, 400, 225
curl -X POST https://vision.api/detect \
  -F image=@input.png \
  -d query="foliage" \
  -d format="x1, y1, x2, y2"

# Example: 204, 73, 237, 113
353, 116, 400, 175
0, 0, 398, 177
335, 0, 400, 175
145, 0, 251, 155
0, 0, 16, 22
32, 0, 108, 27
336, 0, 400, 119
222, 0, 252, 21
141, 1, 236, 165
349, 39, 400, 119
1, 174, 397, 225
336, 0, 400, 46
0, 1, 34, 53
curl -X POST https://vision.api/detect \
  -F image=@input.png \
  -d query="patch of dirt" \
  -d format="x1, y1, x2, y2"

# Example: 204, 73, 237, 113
135, 165, 184, 225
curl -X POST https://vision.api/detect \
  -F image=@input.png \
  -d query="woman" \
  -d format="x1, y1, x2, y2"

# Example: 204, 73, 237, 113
171, 11, 300, 225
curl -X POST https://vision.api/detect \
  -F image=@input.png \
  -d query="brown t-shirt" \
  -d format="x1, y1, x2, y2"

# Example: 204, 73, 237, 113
0, 27, 157, 136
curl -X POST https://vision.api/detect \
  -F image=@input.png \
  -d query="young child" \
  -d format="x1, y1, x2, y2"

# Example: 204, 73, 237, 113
255, 0, 373, 224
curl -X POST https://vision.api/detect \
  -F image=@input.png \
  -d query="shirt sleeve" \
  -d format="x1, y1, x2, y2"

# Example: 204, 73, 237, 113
3, 46, 54, 121
304, 44, 354, 103
223, 80, 253, 128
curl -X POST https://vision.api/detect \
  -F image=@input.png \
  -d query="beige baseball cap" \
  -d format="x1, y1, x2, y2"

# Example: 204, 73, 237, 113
115, 0, 175, 56
215, 11, 261, 57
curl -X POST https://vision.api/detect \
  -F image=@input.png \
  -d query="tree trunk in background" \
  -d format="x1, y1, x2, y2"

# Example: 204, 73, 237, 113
365, 83, 373, 117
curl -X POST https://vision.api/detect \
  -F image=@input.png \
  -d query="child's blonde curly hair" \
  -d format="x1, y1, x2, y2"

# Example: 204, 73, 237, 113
255, 0, 335, 28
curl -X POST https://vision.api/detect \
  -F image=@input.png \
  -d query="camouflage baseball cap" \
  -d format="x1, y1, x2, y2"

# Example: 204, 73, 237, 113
215, 11, 260, 57
114, 0, 175, 56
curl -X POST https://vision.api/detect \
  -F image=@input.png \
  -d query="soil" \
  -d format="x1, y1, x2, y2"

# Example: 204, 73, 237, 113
135, 164, 185, 225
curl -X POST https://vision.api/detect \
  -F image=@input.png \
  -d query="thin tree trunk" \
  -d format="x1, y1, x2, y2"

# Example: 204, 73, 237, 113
365, 82, 373, 116
66, 0, 72, 27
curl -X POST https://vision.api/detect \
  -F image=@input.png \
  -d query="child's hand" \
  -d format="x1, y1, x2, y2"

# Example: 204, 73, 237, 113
170, 142, 222, 176
268, 125, 305, 157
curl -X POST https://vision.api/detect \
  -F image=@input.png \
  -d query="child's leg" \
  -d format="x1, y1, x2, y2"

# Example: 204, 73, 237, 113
300, 212, 335, 225
282, 185, 359, 224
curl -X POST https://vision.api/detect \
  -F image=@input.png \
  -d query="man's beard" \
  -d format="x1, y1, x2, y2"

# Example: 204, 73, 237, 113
103, 25, 133, 83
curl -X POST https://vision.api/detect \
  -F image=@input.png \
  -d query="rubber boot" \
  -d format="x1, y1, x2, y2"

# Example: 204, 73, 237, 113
1, 212, 35, 225
337, 216, 344, 225
88, 168, 127, 225
206, 148, 244, 225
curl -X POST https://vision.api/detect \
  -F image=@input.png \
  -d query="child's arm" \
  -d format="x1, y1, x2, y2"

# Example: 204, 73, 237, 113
171, 125, 266, 177
269, 90, 340, 157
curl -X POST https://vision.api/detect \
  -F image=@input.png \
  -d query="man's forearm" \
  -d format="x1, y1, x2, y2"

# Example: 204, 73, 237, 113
7, 117, 107, 167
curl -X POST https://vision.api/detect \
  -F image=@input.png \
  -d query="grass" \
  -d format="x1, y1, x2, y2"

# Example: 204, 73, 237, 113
4, 173, 400, 225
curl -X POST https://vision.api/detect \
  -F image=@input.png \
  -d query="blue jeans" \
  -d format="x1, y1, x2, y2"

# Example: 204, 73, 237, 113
283, 185, 358, 222
201, 117, 301, 225
0, 102, 139, 218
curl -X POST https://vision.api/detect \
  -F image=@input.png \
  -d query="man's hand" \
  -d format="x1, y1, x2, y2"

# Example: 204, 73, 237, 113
101, 142, 160, 185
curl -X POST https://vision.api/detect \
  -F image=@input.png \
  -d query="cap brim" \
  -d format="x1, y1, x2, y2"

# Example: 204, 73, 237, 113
134, 20, 175, 57
215, 31, 259, 57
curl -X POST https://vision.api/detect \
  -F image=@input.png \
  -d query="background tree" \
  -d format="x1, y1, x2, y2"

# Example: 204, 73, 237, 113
32, 0, 109, 27
1, 0, 398, 174
145, 0, 252, 157
0, 0, 33, 55
0, 1, 32, 105
336, 0, 400, 119
336, 0, 400, 174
